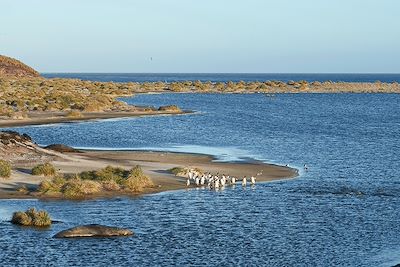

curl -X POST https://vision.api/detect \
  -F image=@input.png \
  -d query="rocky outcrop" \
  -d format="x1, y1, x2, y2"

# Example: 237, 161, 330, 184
0, 55, 40, 78
54, 224, 134, 238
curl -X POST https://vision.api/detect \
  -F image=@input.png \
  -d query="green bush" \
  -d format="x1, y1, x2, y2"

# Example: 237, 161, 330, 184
0, 160, 11, 178
11, 208, 51, 227
32, 163, 56, 176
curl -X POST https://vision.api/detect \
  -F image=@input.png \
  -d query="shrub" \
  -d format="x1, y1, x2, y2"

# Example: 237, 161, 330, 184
62, 178, 102, 199
123, 166, 153, 192
61, 178, 85, 199
38, 175, 66, 193
11, 211, 32, 226
102, 180, 121, 191
36, 165, 155, 198
129, 165, 144, 178
0, 160, 11, 178
79, 180, 102, 194
11, 208, 51, 227
93, 166, 128, 183
32, 163, 56, 176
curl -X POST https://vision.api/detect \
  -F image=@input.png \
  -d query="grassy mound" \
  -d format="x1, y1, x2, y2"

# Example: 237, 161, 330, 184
11, 208, 51, 227
38, 165, 154, 199
32, 163, 56, 176
124, 166, 154, 192
0, 160, 11, 178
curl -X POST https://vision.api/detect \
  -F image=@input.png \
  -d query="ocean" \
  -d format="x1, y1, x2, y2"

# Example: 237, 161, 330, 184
1, 74, 400, 266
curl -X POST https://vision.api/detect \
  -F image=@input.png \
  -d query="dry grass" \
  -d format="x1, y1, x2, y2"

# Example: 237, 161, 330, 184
32, 163, 57, 176
123, 166, 154, 192
37, 165, 154, 198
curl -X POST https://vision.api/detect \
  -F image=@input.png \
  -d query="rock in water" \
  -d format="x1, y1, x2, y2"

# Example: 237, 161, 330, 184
54, 224, 133, 238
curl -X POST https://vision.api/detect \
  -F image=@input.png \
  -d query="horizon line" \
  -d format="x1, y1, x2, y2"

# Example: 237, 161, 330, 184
40, 72, 400, 75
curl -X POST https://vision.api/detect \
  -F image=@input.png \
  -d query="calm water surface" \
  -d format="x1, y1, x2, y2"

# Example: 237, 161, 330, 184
1, 93, 400, 266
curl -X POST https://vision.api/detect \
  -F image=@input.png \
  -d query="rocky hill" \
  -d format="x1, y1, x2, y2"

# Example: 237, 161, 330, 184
0, 55, 40, 78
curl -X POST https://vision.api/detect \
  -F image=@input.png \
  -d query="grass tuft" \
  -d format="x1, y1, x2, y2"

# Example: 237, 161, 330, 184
11, 208, 51, 227
32, 163, 56, 176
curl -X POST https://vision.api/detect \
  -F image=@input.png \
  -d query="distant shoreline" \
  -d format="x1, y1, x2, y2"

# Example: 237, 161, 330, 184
1, 89, 399, 129
0, 110, 189, 128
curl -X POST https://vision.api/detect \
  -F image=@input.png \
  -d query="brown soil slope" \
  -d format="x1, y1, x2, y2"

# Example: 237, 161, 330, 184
0, 55, 40, 78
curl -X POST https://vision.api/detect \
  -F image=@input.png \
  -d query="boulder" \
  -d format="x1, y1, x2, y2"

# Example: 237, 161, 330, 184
54, 224, 133, 238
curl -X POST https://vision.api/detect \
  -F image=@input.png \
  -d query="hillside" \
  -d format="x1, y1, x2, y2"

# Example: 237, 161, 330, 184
0, 55, 40, 78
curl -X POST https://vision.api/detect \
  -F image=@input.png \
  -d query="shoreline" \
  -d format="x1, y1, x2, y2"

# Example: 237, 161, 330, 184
1, 91, 399, 129
0, 149, 298, 200
0, 110, 190, 128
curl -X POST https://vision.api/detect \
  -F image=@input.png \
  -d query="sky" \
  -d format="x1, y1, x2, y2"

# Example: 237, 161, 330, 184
1, 0, 399, 73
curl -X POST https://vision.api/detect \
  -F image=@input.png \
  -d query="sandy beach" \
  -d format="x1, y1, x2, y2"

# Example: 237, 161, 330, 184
0, 149, 297, 199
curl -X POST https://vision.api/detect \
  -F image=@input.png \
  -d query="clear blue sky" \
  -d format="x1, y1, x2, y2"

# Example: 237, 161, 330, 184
1, 0, 399, 73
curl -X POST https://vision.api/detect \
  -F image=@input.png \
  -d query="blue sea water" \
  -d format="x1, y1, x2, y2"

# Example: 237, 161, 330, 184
42, 73, 400, 83
1, 75, 400, 266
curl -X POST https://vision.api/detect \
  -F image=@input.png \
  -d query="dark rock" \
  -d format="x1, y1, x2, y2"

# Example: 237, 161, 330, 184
54, 224, 134, 238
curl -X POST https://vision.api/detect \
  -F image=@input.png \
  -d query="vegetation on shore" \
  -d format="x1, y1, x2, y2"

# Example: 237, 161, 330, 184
0, 159, 11, 178
38, 165, 154, 199
2, 76, 399, 119
1, 55, 399, 120
32, 163, 57, 176
11, 207, 51, 227
169, 166, 203, 176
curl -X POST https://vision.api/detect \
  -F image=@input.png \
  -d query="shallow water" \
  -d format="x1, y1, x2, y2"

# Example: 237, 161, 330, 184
2, 93, 400, 266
